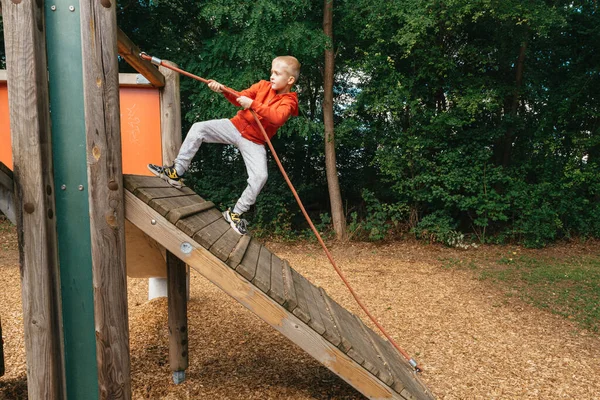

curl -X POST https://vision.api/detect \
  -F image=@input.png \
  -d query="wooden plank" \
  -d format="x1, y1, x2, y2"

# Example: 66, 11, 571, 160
167, 201, 214, 225
80, 1, 131, 397
281, 260, 298, 312
0, 162, 13, 191
290, 269, 311, 324
235, 238, 261, 281
0, 317, 4, 376
295, 273, 326, 335
125, 191, 409, 400
148, 194, 205, 218
352, 316, 395, 387
226, 235, 251, 269
267, 255, 286, 306
309, 285, 342, 347
210, 228, 242, 262
0, 181, 16, 225
116, 28, 165, 88
0, 163, 16, 224
135, 186, 195, 205
3, 1, 65, 397
252, 246, 272, 294
176, 209, 221, 238
167, 252, 188, 373
159, 61, 182, 165
319, 289, 353, 354
320, 291, 392, 384
193, 218, 229, 249
364, 328, 434, 399
124, 174, 172, 192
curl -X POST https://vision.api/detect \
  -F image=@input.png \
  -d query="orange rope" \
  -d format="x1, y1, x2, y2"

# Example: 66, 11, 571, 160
140, 52, 422, 372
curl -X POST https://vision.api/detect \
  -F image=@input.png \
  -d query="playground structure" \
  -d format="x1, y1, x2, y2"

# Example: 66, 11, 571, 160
0, 1, 434, 399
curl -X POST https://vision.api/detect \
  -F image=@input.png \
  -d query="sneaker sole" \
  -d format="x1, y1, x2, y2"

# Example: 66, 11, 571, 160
147, 165, 183, 189
223, 211, 246, 235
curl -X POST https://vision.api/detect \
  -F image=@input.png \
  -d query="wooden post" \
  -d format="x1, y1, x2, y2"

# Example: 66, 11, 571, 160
79, 1, 131, 398
167, 253, 189, 384
159, 61, 189, 384
2, 0, 65, 398
1, 317, 5, 377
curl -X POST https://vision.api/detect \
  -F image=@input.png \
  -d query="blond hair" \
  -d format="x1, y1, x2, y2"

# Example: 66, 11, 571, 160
273, 56, 301, 82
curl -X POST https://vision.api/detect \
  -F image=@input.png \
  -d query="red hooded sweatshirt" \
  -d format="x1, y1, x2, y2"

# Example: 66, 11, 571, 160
223, 80, 299, 145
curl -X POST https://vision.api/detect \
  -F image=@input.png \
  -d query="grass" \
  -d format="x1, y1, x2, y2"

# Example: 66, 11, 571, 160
477, 252, 600, 333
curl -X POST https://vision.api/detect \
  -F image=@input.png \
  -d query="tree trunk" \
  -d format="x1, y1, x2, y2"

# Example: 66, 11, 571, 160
497, 39, 527, 168
323, 0, 346, 240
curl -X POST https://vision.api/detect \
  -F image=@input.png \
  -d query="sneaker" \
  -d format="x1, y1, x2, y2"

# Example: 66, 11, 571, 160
148, 163, 184, 188
223, 208, 248, 235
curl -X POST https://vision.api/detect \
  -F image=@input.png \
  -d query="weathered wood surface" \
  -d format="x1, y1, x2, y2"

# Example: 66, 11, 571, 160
210, 228, 242, 261
123, 175, 435, 399
193, 218, 229, 249
160, 58, 189, 381
282, 260, 299, 312
80, 2, 131, 397
253, 246, 272, 293
267, 255, 286, 306
290, 269, 311, 324
1, 317, 5, 377
176, 209, 222, 238
236, 238, 261, 281
135, 186, 196, 205
159, 61, 182, 164
149, 194, 206, 218
116, 28, 165, 88
2, 1, 64, 397
227, 234, 251, 269
167, 252, 189, 372
0, 162, 16, 224
124, 190, 408, 400
125, 220, 168, 278
166, 201, 214, 224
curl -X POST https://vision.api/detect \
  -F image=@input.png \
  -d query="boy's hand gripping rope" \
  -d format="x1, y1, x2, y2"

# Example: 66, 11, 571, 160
140, 52, 422, 372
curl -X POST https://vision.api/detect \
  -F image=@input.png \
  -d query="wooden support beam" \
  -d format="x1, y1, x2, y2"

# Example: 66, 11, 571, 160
167, 253, 189, 380
159, 60, 189, 383
0, 162, 15, 224
125, 191, 405, 400
1, 317, 5, 377
1, 0, 65, 397
80, 1, 131, 398
117, 28, 165, 88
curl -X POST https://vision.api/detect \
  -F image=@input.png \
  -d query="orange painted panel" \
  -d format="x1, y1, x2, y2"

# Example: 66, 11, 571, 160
0, 83, 162, 175
119, 87, 162, 175
0, 83, 12, 170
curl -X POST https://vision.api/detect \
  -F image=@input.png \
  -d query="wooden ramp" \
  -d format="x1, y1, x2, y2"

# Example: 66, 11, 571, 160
124, 174, 435, 400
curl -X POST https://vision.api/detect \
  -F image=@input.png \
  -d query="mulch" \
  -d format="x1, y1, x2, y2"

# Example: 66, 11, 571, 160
1, 221, 599, 399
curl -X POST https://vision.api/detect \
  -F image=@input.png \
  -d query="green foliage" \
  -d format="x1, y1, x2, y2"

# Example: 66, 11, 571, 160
2, 0, 597, 245
477, 254, 600, 333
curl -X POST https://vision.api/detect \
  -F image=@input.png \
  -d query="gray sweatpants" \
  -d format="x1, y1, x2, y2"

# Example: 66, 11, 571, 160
174, 119, 267, 214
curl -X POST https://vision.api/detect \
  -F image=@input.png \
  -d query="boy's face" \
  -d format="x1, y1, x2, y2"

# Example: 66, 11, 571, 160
270, 61, 295, 93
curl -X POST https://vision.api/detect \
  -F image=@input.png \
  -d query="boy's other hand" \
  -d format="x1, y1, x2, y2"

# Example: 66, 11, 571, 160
237, 96, 253, 110
208, 80, 224, 93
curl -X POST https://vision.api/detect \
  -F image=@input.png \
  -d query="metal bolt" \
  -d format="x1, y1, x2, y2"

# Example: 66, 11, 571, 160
50, 5, 56, 11
61, 184, 66, 190
180, 242, 193, 254
151, 219, 157, 225
78, 185, 84, 191
69, 5, 75, 11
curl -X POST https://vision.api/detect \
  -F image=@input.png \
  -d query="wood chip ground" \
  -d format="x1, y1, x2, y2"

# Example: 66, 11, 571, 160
1, 221, 599, 399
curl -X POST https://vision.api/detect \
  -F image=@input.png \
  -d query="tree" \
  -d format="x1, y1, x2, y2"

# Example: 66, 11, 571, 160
323, 0, 346, 240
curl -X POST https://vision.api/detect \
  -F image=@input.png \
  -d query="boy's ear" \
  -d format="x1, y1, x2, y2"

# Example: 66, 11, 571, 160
287, 75, 296, 85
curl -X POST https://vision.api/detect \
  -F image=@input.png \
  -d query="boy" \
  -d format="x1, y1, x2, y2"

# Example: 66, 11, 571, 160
148, 56, 300, 235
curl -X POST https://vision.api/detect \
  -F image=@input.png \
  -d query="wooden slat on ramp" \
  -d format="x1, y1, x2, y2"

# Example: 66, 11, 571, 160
123, 174, 435, 400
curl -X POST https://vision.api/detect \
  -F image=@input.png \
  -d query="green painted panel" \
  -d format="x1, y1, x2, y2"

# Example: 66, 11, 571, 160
45, 2, 99, 399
